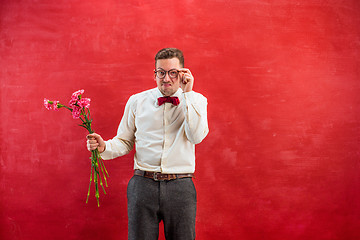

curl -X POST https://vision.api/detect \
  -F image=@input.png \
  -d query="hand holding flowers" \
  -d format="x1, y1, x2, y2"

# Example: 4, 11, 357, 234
87, 133, 106, 153
44, 90, 109, 207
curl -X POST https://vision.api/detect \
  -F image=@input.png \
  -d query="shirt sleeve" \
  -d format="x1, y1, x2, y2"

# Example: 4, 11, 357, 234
182, 91, 209, 144
100, 95, 136, 160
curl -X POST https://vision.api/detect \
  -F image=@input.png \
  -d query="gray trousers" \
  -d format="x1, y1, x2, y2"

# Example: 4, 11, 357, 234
127, 175, 197, 240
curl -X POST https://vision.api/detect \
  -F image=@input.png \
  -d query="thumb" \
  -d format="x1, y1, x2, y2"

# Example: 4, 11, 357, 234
87, 133, 104, 143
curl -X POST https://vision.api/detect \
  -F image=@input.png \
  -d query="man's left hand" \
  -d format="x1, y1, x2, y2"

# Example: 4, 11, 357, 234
179, 68, 194, 93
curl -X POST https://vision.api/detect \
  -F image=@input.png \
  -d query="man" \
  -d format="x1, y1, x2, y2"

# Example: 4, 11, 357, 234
87, 48, 209, 240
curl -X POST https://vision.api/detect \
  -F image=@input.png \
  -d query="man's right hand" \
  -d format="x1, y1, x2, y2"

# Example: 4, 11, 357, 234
87, 133, 106, 153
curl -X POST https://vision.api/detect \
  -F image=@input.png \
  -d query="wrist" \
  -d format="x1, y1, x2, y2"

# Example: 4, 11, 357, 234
99, 145, 105, 153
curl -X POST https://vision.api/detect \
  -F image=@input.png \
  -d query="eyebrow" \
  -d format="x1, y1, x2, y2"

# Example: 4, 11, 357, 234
156, 68, 179, 71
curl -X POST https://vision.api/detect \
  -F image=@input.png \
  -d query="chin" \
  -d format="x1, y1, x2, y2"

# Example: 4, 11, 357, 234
161, 89, 174, 96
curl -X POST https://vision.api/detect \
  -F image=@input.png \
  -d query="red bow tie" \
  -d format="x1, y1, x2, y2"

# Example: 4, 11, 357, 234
158, 96, 180, 106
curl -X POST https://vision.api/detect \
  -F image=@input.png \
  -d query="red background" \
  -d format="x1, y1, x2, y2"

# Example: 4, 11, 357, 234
1, 0, 360, 239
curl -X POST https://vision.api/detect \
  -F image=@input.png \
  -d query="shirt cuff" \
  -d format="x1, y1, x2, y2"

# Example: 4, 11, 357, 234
99, 141, 112, 160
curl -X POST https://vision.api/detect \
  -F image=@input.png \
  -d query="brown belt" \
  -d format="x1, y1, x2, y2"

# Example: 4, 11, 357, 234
134, 169, 194, 181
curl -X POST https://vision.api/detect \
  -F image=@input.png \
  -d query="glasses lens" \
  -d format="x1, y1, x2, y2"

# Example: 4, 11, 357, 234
156, 70, 166, 78
169, 70, 179, 78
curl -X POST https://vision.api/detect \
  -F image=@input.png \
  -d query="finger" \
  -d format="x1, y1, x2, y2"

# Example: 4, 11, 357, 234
86, 134, 95, 140
179, 68, 192, 76
179, 68, 190, 73
184, 74, 193, 81
88, 139, 99, 145
183, 73, 192, 78
89, 143, 99, 150
181, 75, 188, 84
88, 140, 98, 145
180, 71, 192, 78
87, 133, 102, 142
179, 71, 185, 78
91, 144, 99, 150
87, 142, 93, 151
87, 136, 99, 143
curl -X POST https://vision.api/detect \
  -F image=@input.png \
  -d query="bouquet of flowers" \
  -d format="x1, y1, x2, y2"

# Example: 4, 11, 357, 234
44, 89, 109, 207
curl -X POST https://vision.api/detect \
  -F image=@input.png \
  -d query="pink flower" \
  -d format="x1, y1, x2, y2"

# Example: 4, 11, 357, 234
78, 98, 91, 109
44, 98, 52, 110
72, 89, 84, 100
53, 100, 60, 111
72, 106, 82, 119
69, 98, 77, 108
69, 89, 84, 107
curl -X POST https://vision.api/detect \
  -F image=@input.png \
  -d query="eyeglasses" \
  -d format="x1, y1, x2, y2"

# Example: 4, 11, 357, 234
154, 69, 180, 79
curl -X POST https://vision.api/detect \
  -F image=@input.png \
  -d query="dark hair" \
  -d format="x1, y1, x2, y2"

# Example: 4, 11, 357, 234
155, 48, 184, 67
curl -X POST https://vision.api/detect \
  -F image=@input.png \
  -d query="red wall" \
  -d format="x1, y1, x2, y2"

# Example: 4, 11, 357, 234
1, 0, 360, 239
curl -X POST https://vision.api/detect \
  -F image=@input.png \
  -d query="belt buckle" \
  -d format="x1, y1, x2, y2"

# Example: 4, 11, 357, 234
153, 172, 160, 181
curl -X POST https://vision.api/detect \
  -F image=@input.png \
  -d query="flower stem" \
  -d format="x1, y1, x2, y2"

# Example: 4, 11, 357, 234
86, 163, 93, 204
82, 110, 108, 207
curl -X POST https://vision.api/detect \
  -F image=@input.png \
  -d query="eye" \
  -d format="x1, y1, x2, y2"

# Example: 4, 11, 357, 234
169, 70, 178, 78
157, 70, 165, 78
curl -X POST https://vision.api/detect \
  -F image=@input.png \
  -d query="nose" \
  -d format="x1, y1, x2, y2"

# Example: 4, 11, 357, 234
163, 72, 171, 81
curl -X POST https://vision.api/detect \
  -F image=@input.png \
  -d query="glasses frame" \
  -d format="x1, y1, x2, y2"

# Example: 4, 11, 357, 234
154, 68, 180, 79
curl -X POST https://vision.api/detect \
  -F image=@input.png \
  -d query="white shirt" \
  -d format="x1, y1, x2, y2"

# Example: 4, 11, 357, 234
100, 87, 209, 174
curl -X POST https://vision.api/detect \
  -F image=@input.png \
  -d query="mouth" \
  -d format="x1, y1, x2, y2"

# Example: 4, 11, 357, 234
162, 83, 172, 87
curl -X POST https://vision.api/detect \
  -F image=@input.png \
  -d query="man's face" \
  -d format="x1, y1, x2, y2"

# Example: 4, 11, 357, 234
154, 58, 182, 96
